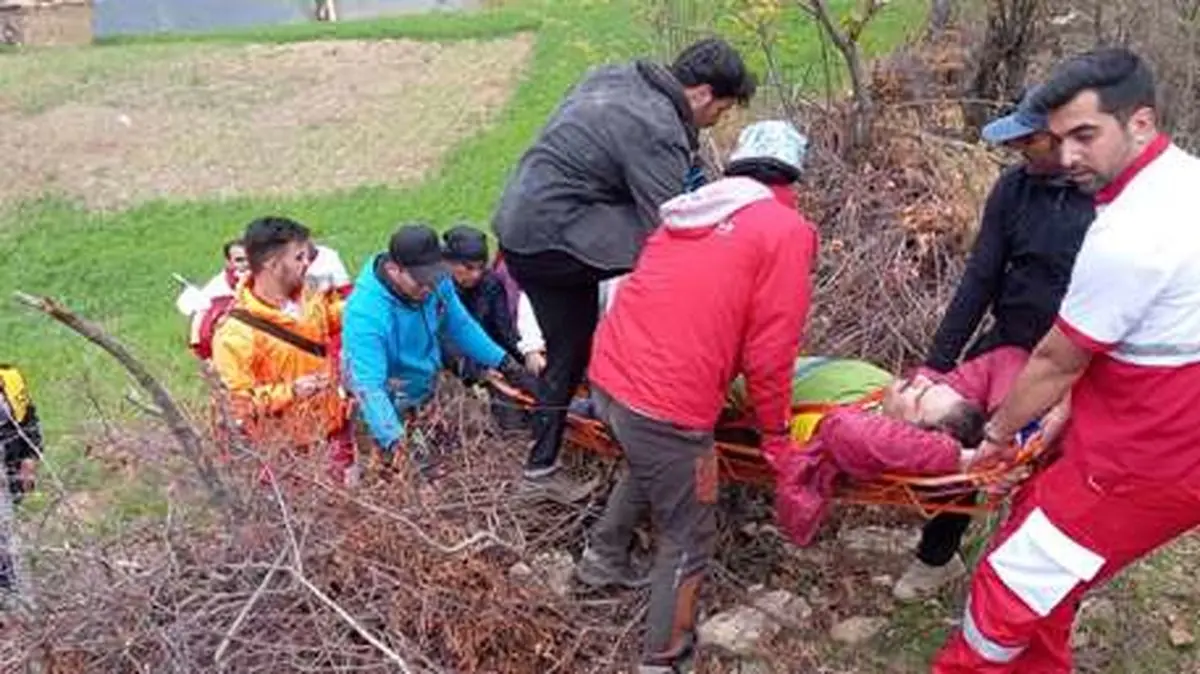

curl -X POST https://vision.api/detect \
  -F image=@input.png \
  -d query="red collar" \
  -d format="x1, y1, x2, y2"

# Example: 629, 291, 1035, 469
1094, 133, 1170, 205
768, 184, 798, 210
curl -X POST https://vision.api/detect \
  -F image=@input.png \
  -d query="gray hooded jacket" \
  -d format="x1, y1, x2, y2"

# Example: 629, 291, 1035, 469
492, 61, 699, 272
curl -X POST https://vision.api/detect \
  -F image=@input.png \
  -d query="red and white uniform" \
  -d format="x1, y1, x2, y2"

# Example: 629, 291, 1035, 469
934, 135, 1200, 672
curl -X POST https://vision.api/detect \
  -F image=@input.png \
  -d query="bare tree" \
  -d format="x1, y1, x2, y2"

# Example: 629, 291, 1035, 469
962, 0, 1045, 134
803, 0, 887, 156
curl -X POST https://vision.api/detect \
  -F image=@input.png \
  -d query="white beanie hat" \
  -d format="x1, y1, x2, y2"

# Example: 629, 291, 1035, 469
727, 120, 809, 180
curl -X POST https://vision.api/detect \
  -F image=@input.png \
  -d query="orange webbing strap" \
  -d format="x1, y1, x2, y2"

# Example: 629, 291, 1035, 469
834, 434, 1050, 515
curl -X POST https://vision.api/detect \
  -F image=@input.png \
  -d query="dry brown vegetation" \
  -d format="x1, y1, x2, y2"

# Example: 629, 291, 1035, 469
5, 3, 1200, 673
0, 35, 533, 210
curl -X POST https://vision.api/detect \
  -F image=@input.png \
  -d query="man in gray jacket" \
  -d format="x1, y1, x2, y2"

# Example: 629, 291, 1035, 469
494, 38, 756, 501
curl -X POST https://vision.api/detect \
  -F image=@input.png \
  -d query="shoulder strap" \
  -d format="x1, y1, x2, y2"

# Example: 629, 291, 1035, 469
227, 309, 327, 359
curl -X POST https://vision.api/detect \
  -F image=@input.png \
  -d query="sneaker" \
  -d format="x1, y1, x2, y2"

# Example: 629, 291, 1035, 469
574, 547, 649, 589
892, 556, 968, 601
518, 470, 597, 505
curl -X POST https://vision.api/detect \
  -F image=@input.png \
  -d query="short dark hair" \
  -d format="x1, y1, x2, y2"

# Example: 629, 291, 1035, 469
442, 224, 489, 263
1032, 47, 1156, 121
242, 216, 310, 273
671, 37, 757, 105
930, 402, 986, 448
222, 239, 244, 260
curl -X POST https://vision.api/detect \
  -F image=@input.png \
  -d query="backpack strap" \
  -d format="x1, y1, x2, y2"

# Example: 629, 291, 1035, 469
227, 309, 327, 359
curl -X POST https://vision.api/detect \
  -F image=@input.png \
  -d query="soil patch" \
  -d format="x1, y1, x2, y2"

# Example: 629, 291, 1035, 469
0, 35, 534, 210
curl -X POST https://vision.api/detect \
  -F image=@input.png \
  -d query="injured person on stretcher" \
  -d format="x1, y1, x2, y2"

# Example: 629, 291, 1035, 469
770, 346, 1072, 546
568, 346, 1069, 545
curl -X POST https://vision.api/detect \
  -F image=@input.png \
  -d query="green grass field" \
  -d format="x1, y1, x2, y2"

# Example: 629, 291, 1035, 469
0, 0, 926, 438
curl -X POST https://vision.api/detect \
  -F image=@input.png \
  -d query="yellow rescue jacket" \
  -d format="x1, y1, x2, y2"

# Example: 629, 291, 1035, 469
0, 364, 31, 424
211, 284, 345, 447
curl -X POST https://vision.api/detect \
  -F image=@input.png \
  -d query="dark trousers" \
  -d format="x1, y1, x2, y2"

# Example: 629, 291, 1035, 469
917, 330, 1004, 566
590, 387, 717, 667
502, 249, 622, 475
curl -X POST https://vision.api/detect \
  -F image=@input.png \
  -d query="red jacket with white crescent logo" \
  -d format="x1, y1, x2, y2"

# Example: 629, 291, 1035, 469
588, 176, 819, 435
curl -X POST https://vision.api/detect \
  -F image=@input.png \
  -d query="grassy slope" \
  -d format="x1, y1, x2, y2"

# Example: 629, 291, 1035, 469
0, 0, 925, 438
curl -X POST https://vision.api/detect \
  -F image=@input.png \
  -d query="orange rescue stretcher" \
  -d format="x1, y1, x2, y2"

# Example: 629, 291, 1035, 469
491, 380, 1050, 518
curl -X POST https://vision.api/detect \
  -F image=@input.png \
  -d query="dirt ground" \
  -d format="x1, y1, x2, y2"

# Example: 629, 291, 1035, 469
0, 35, 533, 210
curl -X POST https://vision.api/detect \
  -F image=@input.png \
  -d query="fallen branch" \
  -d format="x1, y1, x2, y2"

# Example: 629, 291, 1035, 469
289, 568, 418, 674
13, 291, 241, 517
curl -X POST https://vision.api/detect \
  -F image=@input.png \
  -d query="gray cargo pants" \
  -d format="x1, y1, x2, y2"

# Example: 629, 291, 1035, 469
590, 387, 718, 670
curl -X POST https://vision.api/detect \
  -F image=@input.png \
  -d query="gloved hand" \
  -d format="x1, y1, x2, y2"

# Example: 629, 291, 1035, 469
497, 354, 544, 399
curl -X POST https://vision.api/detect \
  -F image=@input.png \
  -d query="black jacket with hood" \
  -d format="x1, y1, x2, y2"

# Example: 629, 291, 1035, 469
925, 165, 1096, 372
492, 61, 700, 272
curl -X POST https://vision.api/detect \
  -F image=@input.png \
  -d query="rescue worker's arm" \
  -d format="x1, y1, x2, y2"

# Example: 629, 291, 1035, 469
925, 176, 1012, 372
210, 324, 296, 417
1040, 392, 1071, 448
516, 293, 547, 374
976, 233, 1169, 463
341, 316, 405, 454
620, 123, 692, 231
745, 225, 818, 456
516, 293, 545, 356
441, 284, 506, 370
976, 327, 1089, 462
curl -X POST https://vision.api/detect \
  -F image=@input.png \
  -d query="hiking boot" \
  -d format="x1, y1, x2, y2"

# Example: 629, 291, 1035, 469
892, 556, 968, 602
574, 547, 649, 590
519, 469, 597, 505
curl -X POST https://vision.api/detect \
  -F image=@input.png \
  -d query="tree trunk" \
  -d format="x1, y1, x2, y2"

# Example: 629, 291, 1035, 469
963, 0, 1043, 135
929, 0, 956, 34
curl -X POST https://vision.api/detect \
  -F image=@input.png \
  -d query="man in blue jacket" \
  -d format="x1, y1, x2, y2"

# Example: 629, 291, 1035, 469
341, 224, 540, 484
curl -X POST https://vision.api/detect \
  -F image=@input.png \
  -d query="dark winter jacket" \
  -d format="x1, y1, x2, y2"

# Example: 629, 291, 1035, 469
925, 166, 1095, 372
492, 60, 701, 272
1, 367, 42, 502
442, 271, 521, 382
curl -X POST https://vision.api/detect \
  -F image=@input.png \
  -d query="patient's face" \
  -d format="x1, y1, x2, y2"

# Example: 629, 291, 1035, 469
882, 376, 965, 426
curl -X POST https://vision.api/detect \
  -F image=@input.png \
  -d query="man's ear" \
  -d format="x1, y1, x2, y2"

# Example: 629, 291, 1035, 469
686, 83, 714, 109
1128, 106, 1157, 140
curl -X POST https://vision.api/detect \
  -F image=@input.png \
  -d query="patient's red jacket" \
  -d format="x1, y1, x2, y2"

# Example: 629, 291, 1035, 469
773, 346, 1029, 546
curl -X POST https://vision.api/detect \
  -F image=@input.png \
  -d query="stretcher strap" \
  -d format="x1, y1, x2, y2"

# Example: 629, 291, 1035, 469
489, 377, 1041, 516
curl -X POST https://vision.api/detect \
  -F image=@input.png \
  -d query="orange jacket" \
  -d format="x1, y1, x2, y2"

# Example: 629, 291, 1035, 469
211, 284, 345, 447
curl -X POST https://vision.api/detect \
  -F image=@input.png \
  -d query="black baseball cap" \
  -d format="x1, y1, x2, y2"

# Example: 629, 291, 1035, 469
388, 224, 447, 287
442, 225, 489, 263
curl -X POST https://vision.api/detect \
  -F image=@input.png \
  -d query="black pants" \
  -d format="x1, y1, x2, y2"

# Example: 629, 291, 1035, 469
916, 330, 1006, 566
502, 249, 623, 475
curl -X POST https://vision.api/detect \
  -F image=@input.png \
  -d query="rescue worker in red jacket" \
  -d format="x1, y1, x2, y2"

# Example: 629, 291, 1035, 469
576, 121, 817, 674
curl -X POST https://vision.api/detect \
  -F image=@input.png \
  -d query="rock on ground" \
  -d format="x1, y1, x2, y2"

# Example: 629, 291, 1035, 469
699, 589, 812, 656
837, 525, 921, 556
830, 616, 887, 645
1169, 625, 1196, 649
527, 550, 574, 598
